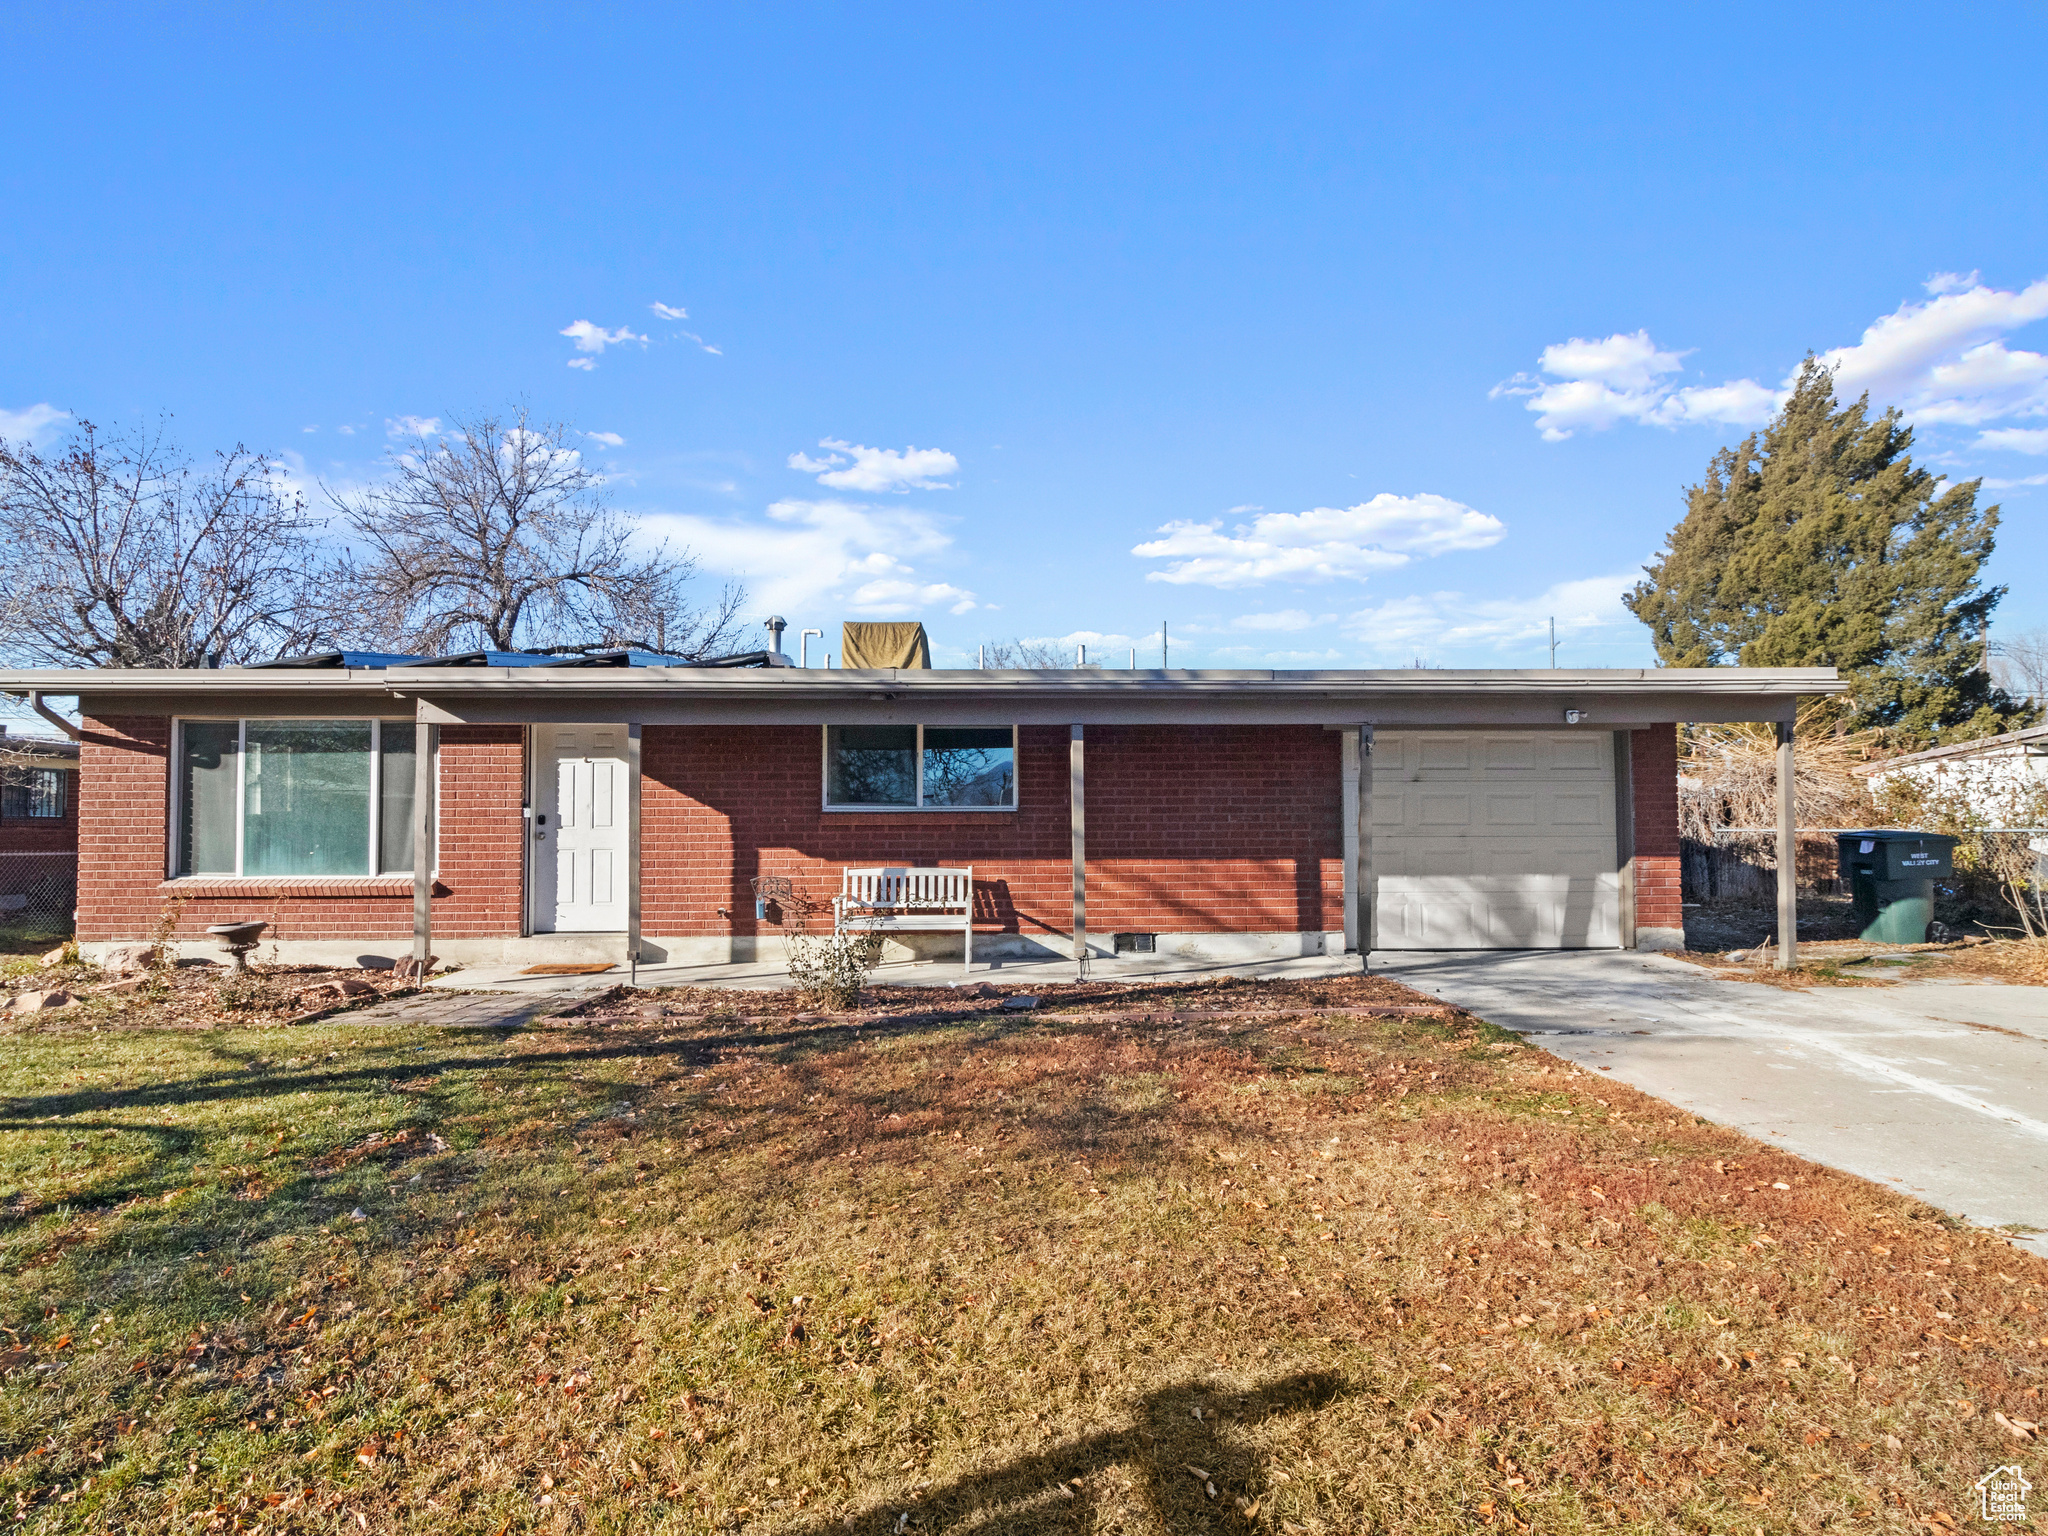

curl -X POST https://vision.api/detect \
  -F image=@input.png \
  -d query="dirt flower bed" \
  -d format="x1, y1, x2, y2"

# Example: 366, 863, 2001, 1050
1, 953, 425, 1033
1, 975, 2042, 1533
1667, 936, 2048, 989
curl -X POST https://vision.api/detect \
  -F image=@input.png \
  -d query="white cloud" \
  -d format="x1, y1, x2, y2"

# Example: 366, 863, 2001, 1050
787, 438, 959, 493
1335, 572, 1641, 660
648, 300, 721, 354
1977, 426, 2048, 454
583, 431, 627, 448
1503, 273, 2048, 443
0, 403, 69, 446
1492, 331, 1780, 440
385, 415, 442, 438
337, 424, 358, 436
641, 497, 977, 619
559, 320, 648, 369
1815, 274, 2048, 425
1132, 493, 1505, 588
1982, 472, 2048, 490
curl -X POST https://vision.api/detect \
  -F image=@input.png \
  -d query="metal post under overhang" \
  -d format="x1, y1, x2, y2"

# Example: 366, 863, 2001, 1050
412, 713, 434, 972
627, 722, 643, 985
1070, 725, 1087, 980
1776, 720, 1798, 971
1340, 726, 1375, 959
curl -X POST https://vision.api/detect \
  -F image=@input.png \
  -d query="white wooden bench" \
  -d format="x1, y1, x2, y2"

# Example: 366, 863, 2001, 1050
833, 866, 975, 973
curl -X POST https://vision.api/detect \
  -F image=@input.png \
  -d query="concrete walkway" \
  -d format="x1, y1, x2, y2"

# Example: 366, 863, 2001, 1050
1373, 948, 2048, 1256
428, 949, 1367, 997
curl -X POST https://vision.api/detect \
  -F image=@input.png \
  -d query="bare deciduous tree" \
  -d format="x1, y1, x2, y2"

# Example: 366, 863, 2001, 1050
1991, 625, 2048, 708
0, 419, 328, 667
978, 637, 1070, 668
326, 409, 743, 657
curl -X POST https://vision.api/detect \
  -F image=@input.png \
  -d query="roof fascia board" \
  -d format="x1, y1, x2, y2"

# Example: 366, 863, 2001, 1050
1, 665, 1843, 696
414, 691, 1801, 727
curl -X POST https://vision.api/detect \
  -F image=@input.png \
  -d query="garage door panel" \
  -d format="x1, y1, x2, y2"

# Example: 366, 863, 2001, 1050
1547, 789, 1608, 826
1372, 731, 1619, 950
1546, 734, 1609, 773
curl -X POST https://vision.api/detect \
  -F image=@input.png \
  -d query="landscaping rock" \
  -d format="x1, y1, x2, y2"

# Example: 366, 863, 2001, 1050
102, 944, 163, 976
38, 946, 68, 968
10, 989, 74, 1013
392, 955, 438, 982
1000, 995, 1039, 1010
94, 977, 148, 996
335, 977, 379, 998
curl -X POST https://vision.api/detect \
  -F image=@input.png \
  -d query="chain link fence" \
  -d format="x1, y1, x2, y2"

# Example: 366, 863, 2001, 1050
0, 852, 77, 948
1682, 826, 2048, 933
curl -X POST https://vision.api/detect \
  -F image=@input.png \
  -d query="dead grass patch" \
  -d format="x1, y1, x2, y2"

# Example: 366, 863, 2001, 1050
0, 975, 2042, 1533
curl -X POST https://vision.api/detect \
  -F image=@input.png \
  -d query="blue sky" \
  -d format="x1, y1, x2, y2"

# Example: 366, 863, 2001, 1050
5, 3, 2046, 670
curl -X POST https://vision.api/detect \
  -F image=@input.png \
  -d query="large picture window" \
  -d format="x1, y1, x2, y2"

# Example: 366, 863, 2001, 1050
823, 725, 1015, 809
175, 719, 427, 876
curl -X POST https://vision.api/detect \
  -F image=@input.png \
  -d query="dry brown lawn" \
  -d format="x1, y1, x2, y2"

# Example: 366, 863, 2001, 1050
1, 971, 2043, 1533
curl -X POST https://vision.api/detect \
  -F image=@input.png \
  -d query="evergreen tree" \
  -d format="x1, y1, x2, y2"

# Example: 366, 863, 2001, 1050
1625, 358, 2035, 742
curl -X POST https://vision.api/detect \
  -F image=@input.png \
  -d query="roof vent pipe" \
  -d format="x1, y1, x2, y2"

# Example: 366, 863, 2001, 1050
764, 616, 787, 655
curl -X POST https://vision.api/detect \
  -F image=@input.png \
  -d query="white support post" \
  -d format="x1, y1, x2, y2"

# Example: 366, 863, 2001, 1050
1070, 724, 1087, 979
412, 716, 433, 974
627, 722, 643, 987
1776, 718, 1798, 971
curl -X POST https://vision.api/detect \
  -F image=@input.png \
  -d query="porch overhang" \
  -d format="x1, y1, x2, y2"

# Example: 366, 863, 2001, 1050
5, 663, 1843, 729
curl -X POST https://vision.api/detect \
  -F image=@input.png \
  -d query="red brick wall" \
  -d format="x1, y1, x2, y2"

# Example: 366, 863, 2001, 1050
642, 723, 1344, 942
1630, 726, 1682, 933
76, 716, 523, 944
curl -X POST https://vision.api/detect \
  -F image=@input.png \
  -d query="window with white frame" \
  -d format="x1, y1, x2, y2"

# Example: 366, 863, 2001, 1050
822, 725, 1016, 809
174, 719, 428, 876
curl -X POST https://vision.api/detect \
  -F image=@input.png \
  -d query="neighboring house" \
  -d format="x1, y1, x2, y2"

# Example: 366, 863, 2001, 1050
0, 727, 82, 933
0, 641, 1839, 968
1858, 724, 2048, 824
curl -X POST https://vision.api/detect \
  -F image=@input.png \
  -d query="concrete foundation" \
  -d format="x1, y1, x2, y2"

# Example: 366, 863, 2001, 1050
1634, 927, 1686, 953
89, 929, 1344, 970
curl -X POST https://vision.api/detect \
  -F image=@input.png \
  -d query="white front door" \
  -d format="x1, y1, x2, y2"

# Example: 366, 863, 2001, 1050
1372, 730, 1621, 949
532, 725, 628, 933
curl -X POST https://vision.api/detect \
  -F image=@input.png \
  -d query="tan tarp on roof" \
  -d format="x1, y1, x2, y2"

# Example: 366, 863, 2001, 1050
841, 622, 931, 669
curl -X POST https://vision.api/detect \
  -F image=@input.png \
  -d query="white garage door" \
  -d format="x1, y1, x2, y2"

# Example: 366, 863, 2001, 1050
1373, 731, 1620, 949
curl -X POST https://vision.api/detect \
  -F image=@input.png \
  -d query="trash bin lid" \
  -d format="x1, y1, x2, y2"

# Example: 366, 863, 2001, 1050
1834, 829, 1960, 853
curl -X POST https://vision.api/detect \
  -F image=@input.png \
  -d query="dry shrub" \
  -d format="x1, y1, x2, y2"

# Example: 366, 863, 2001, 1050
1678, 702, 1888, 840
784, 928, 883, 1009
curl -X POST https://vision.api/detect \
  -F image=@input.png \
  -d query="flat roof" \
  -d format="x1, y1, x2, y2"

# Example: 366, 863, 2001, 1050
2, 664, 1843, 730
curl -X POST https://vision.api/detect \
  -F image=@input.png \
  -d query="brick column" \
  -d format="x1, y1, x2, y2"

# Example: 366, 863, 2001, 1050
1629, 726, 1684, 950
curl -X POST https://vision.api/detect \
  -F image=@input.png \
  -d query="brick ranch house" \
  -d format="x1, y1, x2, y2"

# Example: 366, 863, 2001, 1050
0, 655, 1839, 973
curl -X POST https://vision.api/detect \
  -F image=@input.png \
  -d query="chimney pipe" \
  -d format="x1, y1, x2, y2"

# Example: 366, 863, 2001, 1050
765, 616, 787, 655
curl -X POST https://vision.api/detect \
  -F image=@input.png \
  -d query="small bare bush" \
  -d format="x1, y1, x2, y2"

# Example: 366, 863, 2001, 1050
1873, 771, 2048, 939
785, 929, 883, 1009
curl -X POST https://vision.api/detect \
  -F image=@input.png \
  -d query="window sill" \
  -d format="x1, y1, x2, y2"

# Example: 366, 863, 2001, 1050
158, 875, 422, 896
822, 806, 1018, 815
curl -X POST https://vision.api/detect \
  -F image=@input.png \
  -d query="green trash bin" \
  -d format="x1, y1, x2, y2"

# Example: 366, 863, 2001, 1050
1834, 830, 1958, 943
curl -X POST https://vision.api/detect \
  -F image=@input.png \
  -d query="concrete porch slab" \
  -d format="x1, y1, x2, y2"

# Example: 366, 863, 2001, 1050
429, 949, 1369, 996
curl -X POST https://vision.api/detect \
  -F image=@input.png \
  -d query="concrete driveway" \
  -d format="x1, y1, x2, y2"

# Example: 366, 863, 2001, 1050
1372, 948, 2048, 1257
